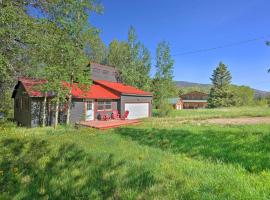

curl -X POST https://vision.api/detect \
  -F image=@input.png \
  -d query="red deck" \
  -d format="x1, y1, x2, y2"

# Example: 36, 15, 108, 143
77, 119, 140, 130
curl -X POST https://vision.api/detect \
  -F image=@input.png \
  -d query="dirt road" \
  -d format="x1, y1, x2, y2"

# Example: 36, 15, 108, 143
204, 117, 270, 125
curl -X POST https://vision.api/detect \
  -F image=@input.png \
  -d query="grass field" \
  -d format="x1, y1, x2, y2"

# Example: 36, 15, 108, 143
153, 106, 270, 120
1, 107, 270, 199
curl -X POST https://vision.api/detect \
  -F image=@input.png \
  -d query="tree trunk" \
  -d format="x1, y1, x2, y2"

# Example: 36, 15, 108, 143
66, 93, 72, 124
54, 96, 59, 129
42, 93, 47, 127
66, 75, 73, 125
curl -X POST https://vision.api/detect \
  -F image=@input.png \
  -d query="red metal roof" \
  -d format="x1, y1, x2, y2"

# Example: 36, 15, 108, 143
65, 82, 120, 99
17, 77, 47, 97
16, 78, 120, 99
94, 80, 152, 96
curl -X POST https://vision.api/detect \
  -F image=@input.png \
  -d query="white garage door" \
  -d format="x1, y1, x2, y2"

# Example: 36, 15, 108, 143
125, 103, 149, 119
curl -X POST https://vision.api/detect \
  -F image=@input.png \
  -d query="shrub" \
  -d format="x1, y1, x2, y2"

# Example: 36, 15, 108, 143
157, 101, 173, 117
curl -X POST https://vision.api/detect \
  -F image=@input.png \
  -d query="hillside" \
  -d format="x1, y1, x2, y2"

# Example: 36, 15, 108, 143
175, 81, 270, 98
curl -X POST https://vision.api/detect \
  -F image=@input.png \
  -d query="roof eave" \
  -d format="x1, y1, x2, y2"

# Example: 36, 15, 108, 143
121, 93, 153, 97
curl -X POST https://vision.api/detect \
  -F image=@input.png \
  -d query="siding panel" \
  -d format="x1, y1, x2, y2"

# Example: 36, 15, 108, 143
90, 63, 120, 82
70, 99, 85, 124
94, 100, 119, 119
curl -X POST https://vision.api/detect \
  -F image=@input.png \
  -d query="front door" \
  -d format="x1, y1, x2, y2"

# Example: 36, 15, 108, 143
86, 100, 94, 121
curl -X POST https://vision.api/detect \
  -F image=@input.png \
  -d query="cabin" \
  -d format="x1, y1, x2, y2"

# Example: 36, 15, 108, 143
180, 91, 208, 109
12, 63, 152, 127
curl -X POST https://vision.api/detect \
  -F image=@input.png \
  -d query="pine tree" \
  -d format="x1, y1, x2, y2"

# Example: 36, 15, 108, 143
208, 62, 234, 108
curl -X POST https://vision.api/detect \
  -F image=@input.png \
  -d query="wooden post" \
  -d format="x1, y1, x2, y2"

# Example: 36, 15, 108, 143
66, 73, 74, 125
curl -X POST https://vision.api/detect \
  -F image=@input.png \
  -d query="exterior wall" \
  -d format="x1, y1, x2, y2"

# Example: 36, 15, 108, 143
69, 99, 119, 123
90, 63, 121, 82
180, 91, 208, 109
30, 98, 68, 127
30, 98, 43, 127
94, 100, 118, 119
183, 102, 207, 109
180, 91, 208, 100
13, 83, 32, 127
120, 95, 152, 117
70, 99, 85, 124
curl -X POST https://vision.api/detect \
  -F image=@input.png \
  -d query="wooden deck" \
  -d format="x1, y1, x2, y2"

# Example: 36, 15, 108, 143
77, 119, 140, 130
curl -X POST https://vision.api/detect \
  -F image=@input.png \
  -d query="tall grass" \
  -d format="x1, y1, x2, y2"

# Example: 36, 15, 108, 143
153, 106, 270, 120
1, 119, 270, 199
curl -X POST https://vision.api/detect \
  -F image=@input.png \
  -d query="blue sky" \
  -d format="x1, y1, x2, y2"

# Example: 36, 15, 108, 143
91, 0, 270, 91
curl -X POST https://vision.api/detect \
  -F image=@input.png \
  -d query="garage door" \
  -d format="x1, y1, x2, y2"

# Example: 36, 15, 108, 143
125, 103, 149, 119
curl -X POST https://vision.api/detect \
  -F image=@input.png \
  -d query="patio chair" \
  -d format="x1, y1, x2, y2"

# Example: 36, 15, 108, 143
102, 113, 110, 121
111, 110, 120, 120
121, 110, 129, 120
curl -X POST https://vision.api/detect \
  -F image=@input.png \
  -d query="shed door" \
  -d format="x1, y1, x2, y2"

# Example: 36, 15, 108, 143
125, 103, 149, 119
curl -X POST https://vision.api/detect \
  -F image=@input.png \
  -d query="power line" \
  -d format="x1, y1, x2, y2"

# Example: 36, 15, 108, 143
172, 35, 270, 57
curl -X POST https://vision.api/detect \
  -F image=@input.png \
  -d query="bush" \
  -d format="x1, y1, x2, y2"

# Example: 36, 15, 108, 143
157, 101, 173, 117
255, 99, 269, 107
0, 90, 13, 118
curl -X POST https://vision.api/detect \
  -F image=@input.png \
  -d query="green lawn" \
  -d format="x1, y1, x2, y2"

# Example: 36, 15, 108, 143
156, 106, 270, 120
1, 108, 270, 199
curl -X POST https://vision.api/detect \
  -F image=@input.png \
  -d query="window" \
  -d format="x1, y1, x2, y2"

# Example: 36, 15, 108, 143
86, 101, 92, 110
93, 68, 100, 73
105, 101, 111, 110
97, 101, 112, 111
102, 70, 109, 75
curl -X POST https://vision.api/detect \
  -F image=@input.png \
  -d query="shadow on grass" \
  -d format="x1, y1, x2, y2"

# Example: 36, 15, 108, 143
115, 127, 270, 173
0, 137, 156, 199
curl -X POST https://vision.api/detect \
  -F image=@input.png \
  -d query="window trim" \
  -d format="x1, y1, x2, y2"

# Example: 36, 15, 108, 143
97, 100, 112, 111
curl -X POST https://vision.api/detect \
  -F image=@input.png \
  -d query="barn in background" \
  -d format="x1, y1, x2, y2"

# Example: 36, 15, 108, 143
180, 91, 208, 109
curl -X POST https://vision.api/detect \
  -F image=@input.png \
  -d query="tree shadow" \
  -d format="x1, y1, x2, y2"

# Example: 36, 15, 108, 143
115, 127, 270, 173
0, 137, 156, 199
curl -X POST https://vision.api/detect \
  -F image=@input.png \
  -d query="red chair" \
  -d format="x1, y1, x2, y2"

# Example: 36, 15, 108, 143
102, 114, 110, 121
121, 110, 129, 120
111, 110, 120, 120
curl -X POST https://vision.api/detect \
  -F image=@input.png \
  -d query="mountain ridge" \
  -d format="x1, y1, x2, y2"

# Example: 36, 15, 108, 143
175, 81, 269, 98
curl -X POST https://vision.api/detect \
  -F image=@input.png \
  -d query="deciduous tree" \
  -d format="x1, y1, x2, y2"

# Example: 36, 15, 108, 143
107, 26, 151, 90
0, 0, 104, 126
152, 41, 176, 111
